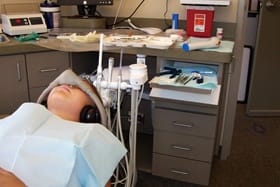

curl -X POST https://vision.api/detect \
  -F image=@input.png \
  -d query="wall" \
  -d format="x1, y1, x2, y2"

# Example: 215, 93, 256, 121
0, 0, 41, 14
97, 0, 238, 23
0, 0, 238, 23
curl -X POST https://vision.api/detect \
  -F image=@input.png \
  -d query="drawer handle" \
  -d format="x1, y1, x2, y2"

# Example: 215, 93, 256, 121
171, 169, 189, 176
40, 68, 58, 73
172, 145, 192, 151
173, 122, 194, 128
16, 63, 21, 81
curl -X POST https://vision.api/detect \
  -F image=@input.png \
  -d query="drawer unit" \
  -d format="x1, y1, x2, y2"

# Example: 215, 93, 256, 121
26, 51, 70, 102
153, 131, 215, 162
26, 51, 70, 88
152, 105, 217, 185
152, 102, 218, 185
29, 87, 46, 102
152, 153, 211, 186
153, 108, 217, 138
151, 57, 221, 186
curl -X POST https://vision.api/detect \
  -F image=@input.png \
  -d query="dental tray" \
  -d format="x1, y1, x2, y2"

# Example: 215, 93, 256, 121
103, 35, 174, 49
149, 75, 216, 94
149, 64, 219, 94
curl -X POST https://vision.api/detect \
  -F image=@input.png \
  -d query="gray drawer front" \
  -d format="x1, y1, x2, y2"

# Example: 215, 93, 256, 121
29, 87, 46, 102
153, 108, 217, 138
152, 153, 211, 186
26, 52, 70, 88
153, 131, 214, 162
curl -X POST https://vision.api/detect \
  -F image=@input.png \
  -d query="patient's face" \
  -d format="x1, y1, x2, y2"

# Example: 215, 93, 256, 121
47, 85, 94, 122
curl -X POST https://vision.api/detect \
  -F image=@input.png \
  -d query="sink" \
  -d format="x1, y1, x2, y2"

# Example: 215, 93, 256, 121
0, 34, 10, 43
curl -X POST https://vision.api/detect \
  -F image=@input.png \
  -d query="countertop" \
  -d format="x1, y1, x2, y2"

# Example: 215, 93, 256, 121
0, 28, 234, 64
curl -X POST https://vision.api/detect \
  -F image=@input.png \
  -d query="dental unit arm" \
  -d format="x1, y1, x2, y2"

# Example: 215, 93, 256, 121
89, 34, 148, 187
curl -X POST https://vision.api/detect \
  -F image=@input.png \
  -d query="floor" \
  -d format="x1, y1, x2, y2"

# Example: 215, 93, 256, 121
135, 103, 280, 187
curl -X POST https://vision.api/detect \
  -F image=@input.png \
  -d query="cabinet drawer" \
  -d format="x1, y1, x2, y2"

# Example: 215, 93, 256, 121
153, 108, 217, 138
152, 153, 211, 186
153, 131, 214, 162
29, 87, 46, 102
26, 51, 70, 88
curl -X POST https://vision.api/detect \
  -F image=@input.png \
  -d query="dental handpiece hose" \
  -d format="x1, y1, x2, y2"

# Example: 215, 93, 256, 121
106, 57, 114, 104
106, 57, 114, 130
129, 89, 139, 187
96, 33, 104, 92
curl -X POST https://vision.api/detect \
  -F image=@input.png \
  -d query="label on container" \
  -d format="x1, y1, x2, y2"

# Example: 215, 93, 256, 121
53, 12, 60, 28
194, 13, 206, 32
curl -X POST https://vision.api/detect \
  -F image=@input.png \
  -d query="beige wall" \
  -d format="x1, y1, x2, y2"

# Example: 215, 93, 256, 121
0, 0, 238, 23
97, 0, 238, 23
0, 0, 41, 14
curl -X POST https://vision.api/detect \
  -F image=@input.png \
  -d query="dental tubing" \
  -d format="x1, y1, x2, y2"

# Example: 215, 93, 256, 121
92, 33, 148, 186
97, 33, 104, 92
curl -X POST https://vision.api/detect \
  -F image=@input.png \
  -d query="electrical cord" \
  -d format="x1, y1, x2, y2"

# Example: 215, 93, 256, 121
107, 0, 146, 28
163, 0, 172, 30
112, 0, 125, 28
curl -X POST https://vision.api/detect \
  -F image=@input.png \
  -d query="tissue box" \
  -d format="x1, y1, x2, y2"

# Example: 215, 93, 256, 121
186, 6, 215, 37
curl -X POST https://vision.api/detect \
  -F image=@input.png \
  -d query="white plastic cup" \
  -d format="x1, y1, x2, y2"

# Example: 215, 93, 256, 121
216, 28, 223, 40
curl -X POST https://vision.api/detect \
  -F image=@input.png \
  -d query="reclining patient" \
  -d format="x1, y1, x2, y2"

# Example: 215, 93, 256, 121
0, 69, 127, 187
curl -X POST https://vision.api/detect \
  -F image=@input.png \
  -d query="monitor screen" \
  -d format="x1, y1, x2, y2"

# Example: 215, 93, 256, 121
57, 0, 113, 17
57, 0, 113, 6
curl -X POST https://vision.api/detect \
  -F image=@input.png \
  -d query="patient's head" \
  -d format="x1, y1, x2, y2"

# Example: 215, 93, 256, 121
37, 69, 105, 124
47, 81, 101, 123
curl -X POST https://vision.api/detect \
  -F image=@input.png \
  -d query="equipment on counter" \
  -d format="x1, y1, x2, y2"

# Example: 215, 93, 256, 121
0, 33, 9, 43
127, 19, 162, 35
186, 6, 215, 37
158, 67, 182, 79
176, 71, 204, 85
182, 36, 220, 51
40, 1, 61, 29
15, 32, 40, 42
103, 34, 174, 49
1, 13, 47, 36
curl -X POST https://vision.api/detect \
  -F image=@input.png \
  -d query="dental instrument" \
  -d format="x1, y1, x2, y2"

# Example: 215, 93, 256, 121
158, 67, 182, 79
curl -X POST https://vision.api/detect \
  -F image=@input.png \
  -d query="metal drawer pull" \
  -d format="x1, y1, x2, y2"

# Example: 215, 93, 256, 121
171, 169, 189, 175
16, 63, 21, 81
40, 68, 58, 73
172, 145, 192, 151
173, 122, 194, 128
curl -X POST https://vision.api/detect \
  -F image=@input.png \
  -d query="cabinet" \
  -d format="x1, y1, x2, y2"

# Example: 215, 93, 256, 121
150, 57, 221, 186
26, 51, 70, 102
0, 51, 70, 113
0, 55, 29, 114
247, 4, 280, 116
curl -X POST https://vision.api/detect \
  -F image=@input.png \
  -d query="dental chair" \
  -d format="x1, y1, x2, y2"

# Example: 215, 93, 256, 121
0, 69, 127, 187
